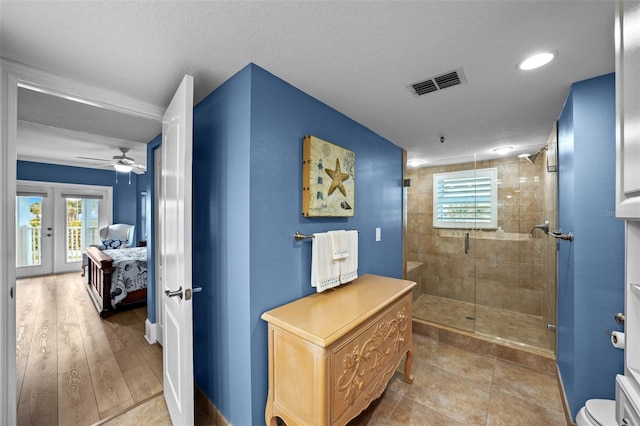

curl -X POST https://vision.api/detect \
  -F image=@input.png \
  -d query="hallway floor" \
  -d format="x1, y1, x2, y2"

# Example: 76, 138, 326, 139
16, 273, 163, 425
107, 333, 566, 425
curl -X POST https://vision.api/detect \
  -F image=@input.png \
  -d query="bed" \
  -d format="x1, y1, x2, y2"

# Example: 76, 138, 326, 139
85, 246, 148, 317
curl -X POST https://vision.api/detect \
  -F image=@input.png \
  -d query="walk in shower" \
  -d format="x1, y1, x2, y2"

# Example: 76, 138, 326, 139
406, 148, 557, 355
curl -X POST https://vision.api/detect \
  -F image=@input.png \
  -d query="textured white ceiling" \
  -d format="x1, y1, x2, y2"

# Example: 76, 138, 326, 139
1, 1, 615, 169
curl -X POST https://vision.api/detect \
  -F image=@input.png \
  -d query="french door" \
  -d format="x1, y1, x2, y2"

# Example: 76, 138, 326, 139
16, 187, 53, 276
16, 181, 112, 278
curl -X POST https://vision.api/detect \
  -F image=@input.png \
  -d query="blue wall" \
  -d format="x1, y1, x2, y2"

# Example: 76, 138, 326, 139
557, 73, 625, 420
192, 64, 404, 425
17, 160, 143, 242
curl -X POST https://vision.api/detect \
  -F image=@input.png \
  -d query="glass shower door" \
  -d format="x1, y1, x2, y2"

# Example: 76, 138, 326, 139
472, 152, 556, 355
407, 154, 478, 332
408, 150, 557, 355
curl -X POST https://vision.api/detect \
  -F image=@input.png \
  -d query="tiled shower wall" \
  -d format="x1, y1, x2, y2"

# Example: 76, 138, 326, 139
407, 152, 557, 347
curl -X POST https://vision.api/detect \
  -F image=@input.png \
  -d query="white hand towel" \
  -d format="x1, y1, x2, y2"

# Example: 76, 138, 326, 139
339, 230, 358, 284
311, 232, 341, 292
328, 230, 349, 259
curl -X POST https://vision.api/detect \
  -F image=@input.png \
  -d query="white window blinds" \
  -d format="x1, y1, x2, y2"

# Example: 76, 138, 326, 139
433, 168, 498, 229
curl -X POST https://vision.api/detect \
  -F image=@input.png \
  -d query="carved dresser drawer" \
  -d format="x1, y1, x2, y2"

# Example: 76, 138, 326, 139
262, 274, 416, 426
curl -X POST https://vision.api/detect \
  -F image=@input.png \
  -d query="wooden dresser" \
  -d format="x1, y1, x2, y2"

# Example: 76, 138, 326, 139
261, 274, 416, 426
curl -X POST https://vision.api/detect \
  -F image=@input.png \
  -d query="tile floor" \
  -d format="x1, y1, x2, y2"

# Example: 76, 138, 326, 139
413, 293, 554, 355
105, 333, 566, 425
347, 333, 565, 425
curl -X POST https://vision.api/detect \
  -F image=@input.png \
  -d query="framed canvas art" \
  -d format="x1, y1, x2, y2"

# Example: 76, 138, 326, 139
302, 135, 355, 217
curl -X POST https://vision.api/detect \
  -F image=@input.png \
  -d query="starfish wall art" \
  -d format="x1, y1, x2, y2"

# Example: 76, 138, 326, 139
302, 135, 355, 217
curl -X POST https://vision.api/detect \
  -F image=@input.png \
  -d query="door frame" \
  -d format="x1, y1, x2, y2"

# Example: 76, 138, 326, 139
0, 59, 164, 424
154, 145, 164, 345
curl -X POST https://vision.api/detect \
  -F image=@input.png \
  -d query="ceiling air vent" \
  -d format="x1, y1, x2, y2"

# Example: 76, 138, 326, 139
409, 67, 467, 96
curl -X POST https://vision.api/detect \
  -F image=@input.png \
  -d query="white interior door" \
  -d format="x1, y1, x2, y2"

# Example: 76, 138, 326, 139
161, 75, 194, 424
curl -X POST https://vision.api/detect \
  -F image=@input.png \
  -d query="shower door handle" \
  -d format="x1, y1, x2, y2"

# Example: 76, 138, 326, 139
464, 232, 470, 254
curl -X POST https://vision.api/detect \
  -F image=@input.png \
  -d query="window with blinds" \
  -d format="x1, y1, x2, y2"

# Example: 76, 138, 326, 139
433, 168, 498, 229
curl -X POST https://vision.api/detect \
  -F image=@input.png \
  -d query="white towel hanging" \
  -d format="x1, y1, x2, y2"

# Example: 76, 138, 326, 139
328, 230, 349, 259
339, 230, 358, 284
311, 232, 341, 292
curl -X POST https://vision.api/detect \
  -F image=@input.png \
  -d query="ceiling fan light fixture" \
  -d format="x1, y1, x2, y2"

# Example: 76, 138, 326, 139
518, 52, 556, 71
114, 163, 132, 173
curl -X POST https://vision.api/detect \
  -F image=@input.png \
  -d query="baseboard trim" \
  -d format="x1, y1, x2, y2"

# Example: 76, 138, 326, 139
145, 319, 157, 344
195, 385, 230, 426
556, 365, 575, 426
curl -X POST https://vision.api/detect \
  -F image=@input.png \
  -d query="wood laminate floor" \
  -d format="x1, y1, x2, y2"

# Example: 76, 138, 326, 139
16, 272, 163, 425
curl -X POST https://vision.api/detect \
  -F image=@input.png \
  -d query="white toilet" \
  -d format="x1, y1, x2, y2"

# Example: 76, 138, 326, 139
576, 399, 616, 426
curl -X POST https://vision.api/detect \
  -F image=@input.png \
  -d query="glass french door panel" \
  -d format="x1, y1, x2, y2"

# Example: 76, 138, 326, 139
64, 198, 101, 263
16, 188, 54, 278
16, 196, 43, 267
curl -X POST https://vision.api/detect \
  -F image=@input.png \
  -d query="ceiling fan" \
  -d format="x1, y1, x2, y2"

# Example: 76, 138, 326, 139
77, 147, 146, 174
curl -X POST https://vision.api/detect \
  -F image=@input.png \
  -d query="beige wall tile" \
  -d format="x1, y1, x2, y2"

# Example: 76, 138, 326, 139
407, 153, 557, 349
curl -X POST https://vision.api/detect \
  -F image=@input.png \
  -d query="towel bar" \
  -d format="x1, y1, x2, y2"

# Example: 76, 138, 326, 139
294, 231, 314, 241
294, 229, 358, 241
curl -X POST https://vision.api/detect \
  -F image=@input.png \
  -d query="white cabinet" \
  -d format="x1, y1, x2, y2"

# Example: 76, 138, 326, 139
625, 223, 640, 380
617, 375, 640, 425
619, 221, 640, 424
616, 1, 640, 219
617, 2, 640, 424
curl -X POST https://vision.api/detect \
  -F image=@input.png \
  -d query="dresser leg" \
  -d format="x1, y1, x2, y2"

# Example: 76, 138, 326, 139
403, 349, 414, 384
265, 401, 276, 426
266, 414, 278, 426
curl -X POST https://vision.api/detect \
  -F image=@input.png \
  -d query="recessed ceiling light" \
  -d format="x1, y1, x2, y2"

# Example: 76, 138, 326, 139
518, 52, 556, 71
493, 146, 513, 155
407, 159, 426, 168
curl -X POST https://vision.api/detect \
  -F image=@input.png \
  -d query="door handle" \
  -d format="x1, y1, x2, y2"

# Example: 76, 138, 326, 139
165, 286, 202, 300
184, 287, 202, 301
549, 230, 573, 241
165, 286, 183, 299
464, 232, 470, 254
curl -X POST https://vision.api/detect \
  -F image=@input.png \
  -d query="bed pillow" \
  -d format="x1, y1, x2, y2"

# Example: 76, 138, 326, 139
101, 239, 129, 249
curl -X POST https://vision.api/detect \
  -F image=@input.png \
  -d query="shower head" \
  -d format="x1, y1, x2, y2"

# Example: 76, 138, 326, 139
523, 145, 548, 164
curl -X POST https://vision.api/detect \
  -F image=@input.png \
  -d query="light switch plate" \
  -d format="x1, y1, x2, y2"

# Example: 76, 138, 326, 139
376, 227, 381, 241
